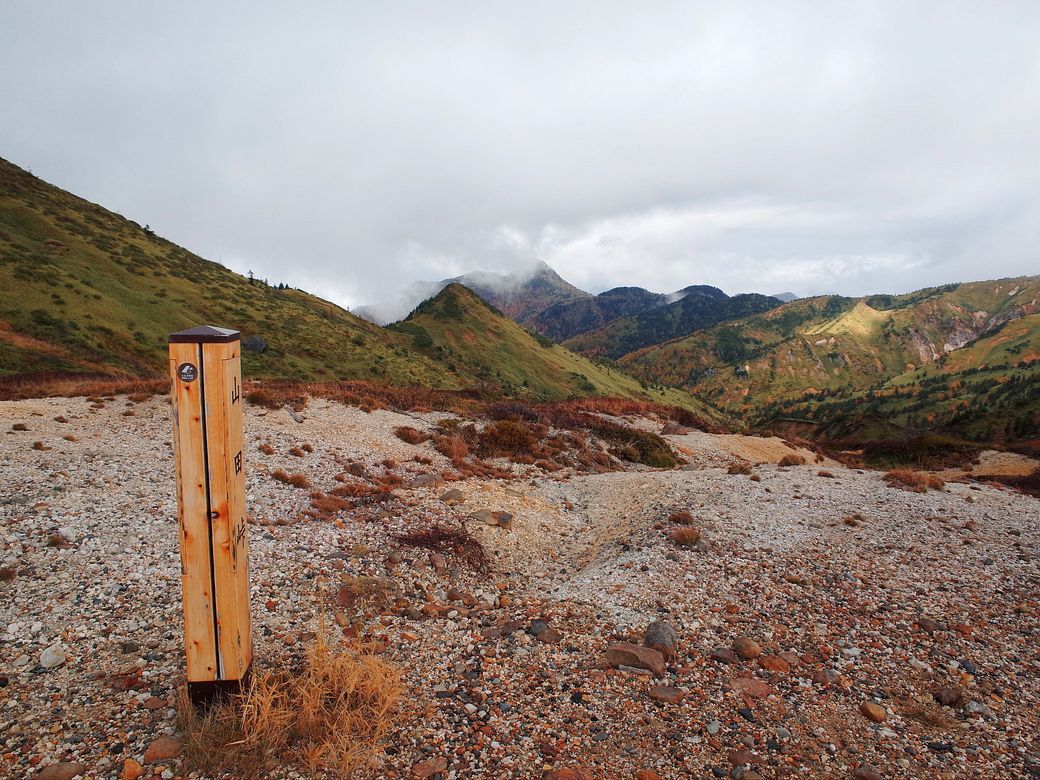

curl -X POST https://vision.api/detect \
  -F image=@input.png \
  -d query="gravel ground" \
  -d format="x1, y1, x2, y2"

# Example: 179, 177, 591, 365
1, 395, 1038, 780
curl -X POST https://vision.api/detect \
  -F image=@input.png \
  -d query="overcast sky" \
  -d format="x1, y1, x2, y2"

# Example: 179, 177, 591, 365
2, 2, 1038, 309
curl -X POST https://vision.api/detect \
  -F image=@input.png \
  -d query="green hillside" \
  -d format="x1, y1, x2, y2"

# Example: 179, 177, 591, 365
0, 157, 463, 386
392, 283, 720, 415
621, 279, 1040, 440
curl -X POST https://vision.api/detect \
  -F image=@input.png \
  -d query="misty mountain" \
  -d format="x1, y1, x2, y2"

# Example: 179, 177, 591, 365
771, 292, 798, 302
353, 261, 589, 325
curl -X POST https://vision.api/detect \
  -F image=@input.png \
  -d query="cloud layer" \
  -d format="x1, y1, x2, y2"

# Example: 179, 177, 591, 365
2, 2, 1038, 307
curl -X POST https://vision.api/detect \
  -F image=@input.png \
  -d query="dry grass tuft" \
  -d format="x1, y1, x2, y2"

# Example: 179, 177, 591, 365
288, 446, 307, 458
393, 426, 429, 445
669, 527, 702, 546
62, 434, 78, 442
396, 523, 490, 573
32, 441, 50, 451
727, 462, 752, 475
817, 469, 836, 478
258, 442, 276, 455
0, 567, 15, 582
884, 468, 944, 492
272, 470, 312, 489
178, 629, 402, 778
777, 454, 806, 467
11, 423, 28, 431
667, 510, 695, 525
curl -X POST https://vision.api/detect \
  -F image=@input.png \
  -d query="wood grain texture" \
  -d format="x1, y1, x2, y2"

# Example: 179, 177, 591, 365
202, 341, 253, 679
169, 341, 217, 681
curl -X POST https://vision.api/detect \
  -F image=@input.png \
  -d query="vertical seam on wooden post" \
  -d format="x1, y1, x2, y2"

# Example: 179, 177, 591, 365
197, 341, 223, 678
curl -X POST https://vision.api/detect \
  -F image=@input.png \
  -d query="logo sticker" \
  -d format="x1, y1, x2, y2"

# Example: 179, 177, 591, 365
177, 362, 198, 383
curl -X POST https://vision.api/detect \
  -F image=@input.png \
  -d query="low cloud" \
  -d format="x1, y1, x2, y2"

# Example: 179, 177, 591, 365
2, 2, 1037, 309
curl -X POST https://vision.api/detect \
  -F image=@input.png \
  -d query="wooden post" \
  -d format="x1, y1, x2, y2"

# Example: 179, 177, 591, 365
169, 325, 252, 703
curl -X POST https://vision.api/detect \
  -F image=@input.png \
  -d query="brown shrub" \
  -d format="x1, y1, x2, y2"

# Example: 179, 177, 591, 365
258, 443, 275, 455
307, 492, 353, 519
395, 523, 490, 573
478, 419, 537, 459
777, 454, 806, 467
54, 416, 68, 423
62, 434, 78, 442
272, 470, 312, 489
301, 443, 314, 453
177, 629, 401, 777
669, 527, 702, 546
32, 441, 50, 451
432, 435, 469, 463
884, 468, 944, 492
668, 510, 695, 525
288, 447, 306, 458
749, 474, 761, 482
11, 423, 27, 431
0, 374, 168, 402
728, 462, 752, 475
0, 567, 16, 582
817, 469, 835, 478
380, 458, 396, 469
394, 426, 429, 445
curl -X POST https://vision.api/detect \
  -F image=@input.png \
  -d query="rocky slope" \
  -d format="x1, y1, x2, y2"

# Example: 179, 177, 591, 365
2, 393, 1038, 779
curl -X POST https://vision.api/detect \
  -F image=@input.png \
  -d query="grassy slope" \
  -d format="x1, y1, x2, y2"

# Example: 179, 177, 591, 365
621, 279, 1040, 439
0, 157, 463, 386
392, 283, 723, 417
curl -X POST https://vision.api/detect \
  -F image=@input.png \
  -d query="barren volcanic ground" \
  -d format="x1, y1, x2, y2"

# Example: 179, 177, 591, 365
1, 395, 1039, 779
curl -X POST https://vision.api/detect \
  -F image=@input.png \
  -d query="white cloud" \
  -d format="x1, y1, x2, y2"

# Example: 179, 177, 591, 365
1, 1, 1038, 307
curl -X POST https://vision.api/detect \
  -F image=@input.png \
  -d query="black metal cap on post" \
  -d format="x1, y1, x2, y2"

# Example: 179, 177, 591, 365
168, 325, 241, 344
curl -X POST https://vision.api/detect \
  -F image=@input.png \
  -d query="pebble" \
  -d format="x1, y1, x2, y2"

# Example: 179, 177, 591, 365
39, 643, 66, 669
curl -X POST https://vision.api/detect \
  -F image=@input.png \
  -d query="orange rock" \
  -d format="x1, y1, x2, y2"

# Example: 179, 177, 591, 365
637, 771, 664, 779
728, 677, 775, 699
545, 769, 594, 780
121, 758, 145, 780
604, 642, 666, 676
758, 655, 790, 673
859, 701, 886, 723
143, 735, 183, 764
412, 755, 449, 778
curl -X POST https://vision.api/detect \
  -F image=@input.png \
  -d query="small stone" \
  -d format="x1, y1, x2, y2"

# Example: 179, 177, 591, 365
440, 489, 465, 505
706, 720, 722, 735
37, 763, 87, 780
387, 550, 404, 565
732, 636, 762, 660
536, 626, 563, 644
853, 766, 884, 780
918, 617, 944, 633
648, 685, 685, 704
934, 686, 963, 706
529, 619, 548, 636
644, 620, 678, 660
710, 647, 740, 664
860, 701, 886, 723
812, 668, 840, 686
143, 735, 183, 763
40, 643, 66, 669
758, 654, 790, 673
604, 642, 666, 676
545, 770, 594, 780
728, 677, 775, 699
412, 755, 448, 778
727, 749, 762, 766
429, 552, 447, 572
